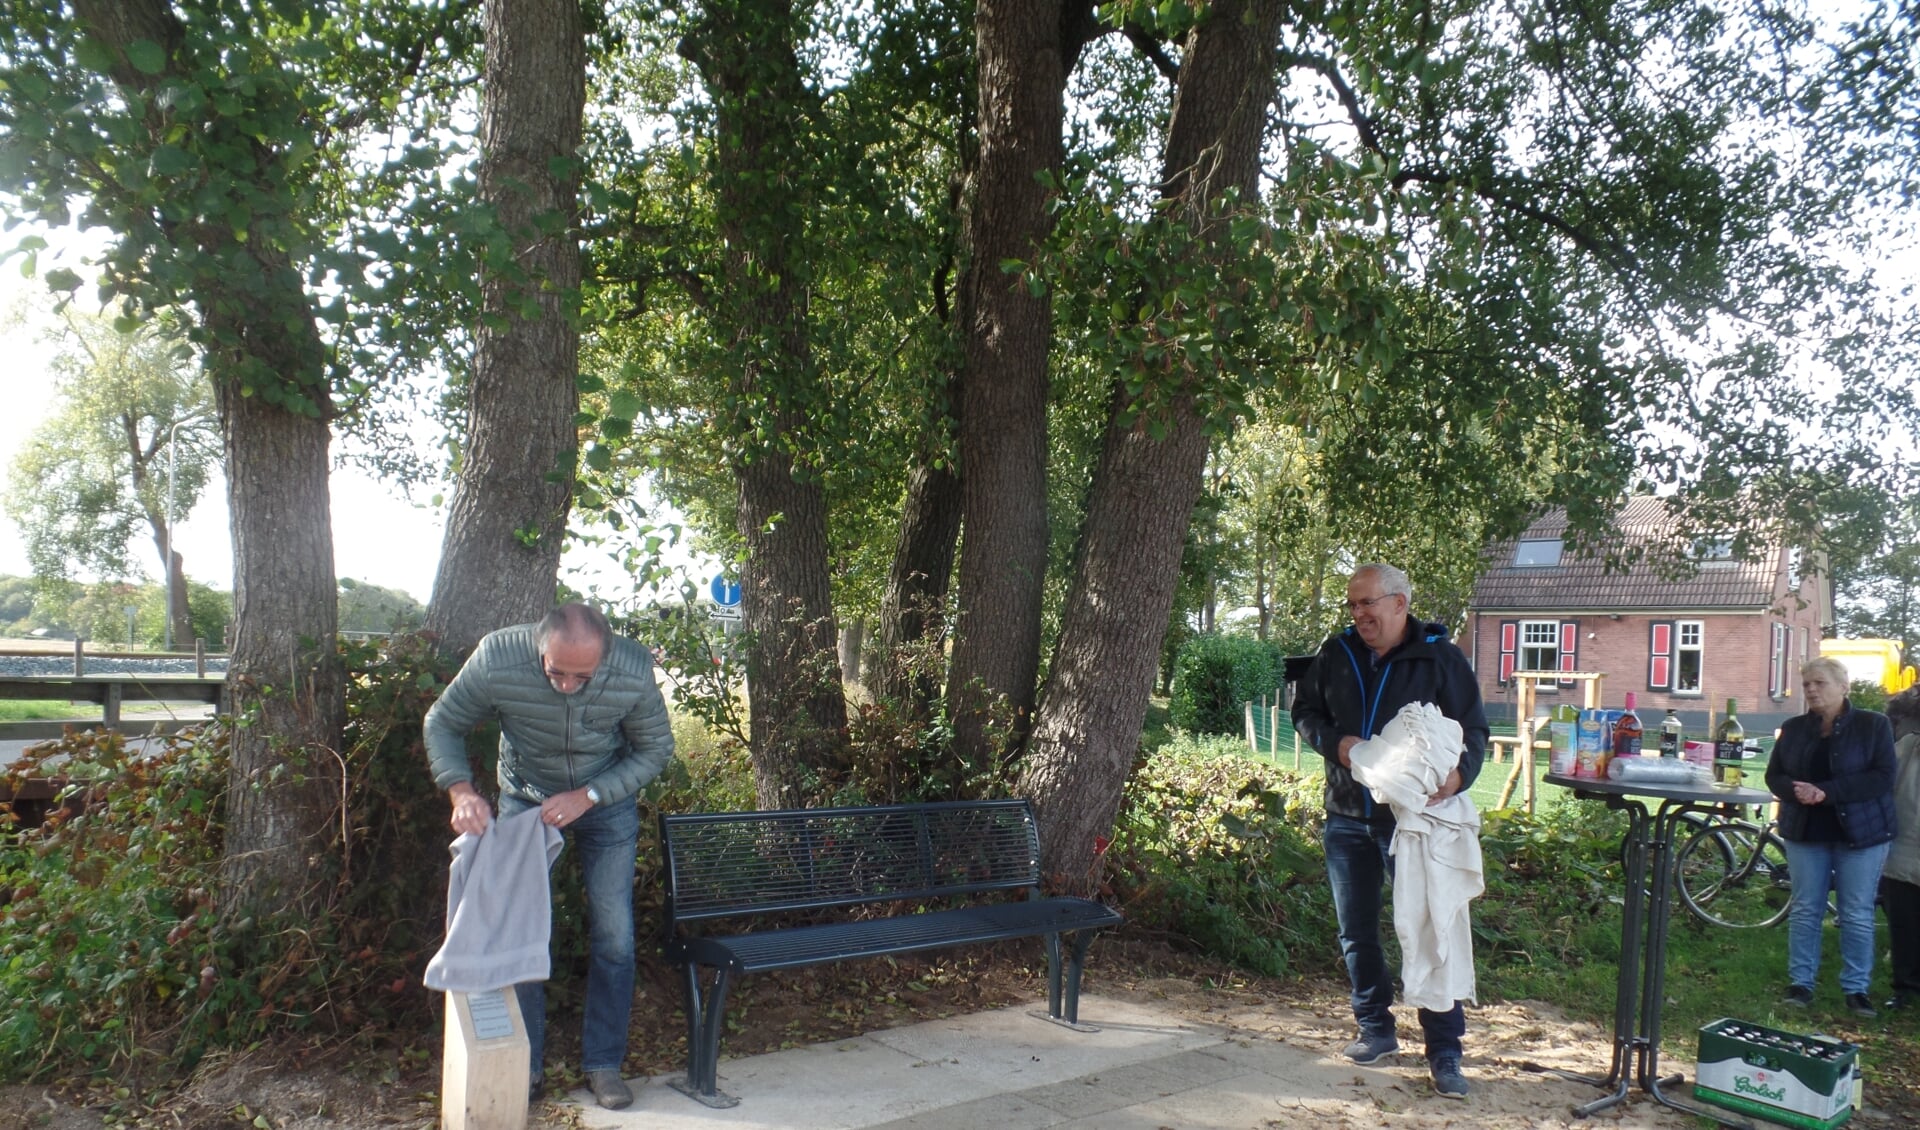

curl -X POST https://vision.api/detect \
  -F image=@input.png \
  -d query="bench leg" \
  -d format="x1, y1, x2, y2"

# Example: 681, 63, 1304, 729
1039, 931, 1102, 1032
667, 964, 741, 1108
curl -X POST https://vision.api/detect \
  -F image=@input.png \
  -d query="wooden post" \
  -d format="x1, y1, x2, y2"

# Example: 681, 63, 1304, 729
441, 989, 530, 1130
1244, 701, 1257, 755
103, 682, 122, 730
72, 639, 84, 677
194, 638, 207, 678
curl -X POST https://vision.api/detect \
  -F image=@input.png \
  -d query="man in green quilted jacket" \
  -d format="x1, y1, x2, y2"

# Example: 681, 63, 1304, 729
425, 602, 675, 1110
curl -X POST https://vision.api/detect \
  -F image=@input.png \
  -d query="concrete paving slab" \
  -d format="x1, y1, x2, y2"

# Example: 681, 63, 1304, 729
561, 991, 1699, 1130
569, 995, 1205, 1130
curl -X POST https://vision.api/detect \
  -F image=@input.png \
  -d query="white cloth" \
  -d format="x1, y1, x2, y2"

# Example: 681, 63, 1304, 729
1348, 701, 1484, 1012
424, 807, 565, 993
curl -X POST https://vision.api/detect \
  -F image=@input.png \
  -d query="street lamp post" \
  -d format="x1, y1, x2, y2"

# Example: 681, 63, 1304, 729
164, 420, 180, 652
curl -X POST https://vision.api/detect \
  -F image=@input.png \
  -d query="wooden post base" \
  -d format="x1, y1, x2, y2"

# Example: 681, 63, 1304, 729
441, 989, 530, 1130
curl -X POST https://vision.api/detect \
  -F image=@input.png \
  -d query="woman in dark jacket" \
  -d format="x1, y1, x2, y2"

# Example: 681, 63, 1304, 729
1766, 656, 1898, 1017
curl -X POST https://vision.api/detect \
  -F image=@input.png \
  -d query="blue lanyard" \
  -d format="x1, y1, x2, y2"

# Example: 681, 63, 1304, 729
1338, 637, 1393, 740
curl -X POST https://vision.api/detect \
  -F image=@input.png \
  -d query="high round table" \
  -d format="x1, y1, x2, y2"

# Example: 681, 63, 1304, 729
1540, 772, 1774, 1126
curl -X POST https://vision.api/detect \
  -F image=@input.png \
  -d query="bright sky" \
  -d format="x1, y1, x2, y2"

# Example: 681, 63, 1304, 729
0, 231, 710, 607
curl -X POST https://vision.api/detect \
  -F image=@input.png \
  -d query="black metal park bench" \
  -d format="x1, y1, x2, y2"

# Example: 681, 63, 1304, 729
658, 798, 1123, 1107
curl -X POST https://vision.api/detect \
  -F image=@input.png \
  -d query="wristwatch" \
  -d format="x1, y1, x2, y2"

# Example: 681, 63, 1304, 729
584, 785, 602, 806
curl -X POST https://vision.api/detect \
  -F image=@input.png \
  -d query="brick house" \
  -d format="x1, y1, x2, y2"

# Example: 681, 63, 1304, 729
1465, 497, 1831, 734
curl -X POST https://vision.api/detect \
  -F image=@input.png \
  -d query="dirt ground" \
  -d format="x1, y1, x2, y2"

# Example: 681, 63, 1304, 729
0, 938, 1910, 1129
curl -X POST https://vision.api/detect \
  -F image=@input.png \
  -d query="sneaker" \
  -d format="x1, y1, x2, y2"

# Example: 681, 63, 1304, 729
1784, 984, 1814, 1007
1343, 1030, 1401, 1065
1845, 993, 1878, 1019
1429, 1055, 1470, 1099
528, 1076, 544, 1104
586, 1068, 634, 1110
1885, 994, 1912, 1012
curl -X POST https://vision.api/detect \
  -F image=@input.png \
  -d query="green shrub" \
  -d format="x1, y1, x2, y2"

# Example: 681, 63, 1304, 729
0, 633, 466, 1084
1849, 678, 1888, 713
1167, 633, 1283, 735
1108, 736, 1337, 977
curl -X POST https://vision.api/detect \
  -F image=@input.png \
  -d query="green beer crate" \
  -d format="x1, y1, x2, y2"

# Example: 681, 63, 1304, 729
1695, 1018, 1860, 1129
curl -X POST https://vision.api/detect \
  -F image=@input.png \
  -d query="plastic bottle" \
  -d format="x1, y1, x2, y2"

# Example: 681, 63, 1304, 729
1548, 704, 1579, 776
1614, 692, 1644, 761
1658, 708, 1682, 758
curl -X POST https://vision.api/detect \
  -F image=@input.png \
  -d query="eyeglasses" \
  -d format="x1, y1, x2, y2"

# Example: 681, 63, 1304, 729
542, 661, 596, 690
1345, 594, 1398, 613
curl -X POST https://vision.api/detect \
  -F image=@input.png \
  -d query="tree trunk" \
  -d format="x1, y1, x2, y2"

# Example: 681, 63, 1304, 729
142, 501, 193, 649
423, 0, 585, 652
1021, 0, 1285, 892
838, 616, 866, 688
945, 0, 1075, 765
214, 356, 344, 916
72, 0, 346, 920
867, 451, 963, 710
869, 153, 971, 715
683, 0, 847, 808
168, 547, 192, 650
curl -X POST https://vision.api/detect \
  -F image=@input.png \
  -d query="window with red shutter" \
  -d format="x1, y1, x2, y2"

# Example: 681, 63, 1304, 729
1648, 621, 1673, 691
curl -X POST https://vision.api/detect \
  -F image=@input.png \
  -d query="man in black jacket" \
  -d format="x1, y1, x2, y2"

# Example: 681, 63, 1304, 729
1292, 563, 1488, 1099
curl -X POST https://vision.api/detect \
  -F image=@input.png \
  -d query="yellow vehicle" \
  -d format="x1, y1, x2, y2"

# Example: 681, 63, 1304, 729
1820, 638, 1918, 693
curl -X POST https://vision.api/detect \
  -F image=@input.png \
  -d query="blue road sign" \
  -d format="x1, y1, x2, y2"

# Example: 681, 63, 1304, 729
710, 575, 743, 607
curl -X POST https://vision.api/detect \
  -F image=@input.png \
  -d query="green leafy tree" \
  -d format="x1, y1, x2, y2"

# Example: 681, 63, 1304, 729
4, 311, 214, 649
337, 577, 425, 636
0, 0, 479, 918
1835, 488, 1920, 661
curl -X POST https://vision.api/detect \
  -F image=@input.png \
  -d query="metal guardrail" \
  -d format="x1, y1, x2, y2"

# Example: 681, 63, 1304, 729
0, 673, 228, 806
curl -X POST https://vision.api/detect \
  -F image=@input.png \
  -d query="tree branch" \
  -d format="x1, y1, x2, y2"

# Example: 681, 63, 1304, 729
1124, 23, 1180, 84
1278, 48, 1380, 153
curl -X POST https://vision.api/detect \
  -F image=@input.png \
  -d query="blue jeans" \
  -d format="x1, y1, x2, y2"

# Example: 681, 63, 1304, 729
1324, 813, 1465, 1060
1781, 837, 1889, 996
498, 793, 639, 1078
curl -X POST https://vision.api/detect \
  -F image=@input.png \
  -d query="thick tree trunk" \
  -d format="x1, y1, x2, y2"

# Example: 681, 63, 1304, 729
214, 356, 344, 915
1021, 0, 1285, 892
74, 0, 346, 919
945, 0, 1074, 765
684, 0, 847, 808
423, 0, 585, 652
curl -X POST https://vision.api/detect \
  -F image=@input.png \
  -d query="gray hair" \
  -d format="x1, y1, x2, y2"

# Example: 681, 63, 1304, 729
1800, 656, 1851, 692
1351, 563, 1412, 604
535, 602, 613, 653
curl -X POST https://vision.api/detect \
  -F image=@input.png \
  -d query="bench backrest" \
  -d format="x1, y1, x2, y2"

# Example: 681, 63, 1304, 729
660, 799, 1043, 928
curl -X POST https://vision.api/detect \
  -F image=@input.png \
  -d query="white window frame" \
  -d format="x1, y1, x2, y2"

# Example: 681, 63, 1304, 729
1674, 620, 1704, 695
1519, 619, 1560, 673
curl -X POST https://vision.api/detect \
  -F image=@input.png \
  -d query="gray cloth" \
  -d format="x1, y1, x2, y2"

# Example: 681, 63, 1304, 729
423, 622, 675, 806
1886, 728, 1920, 887
424, 808, 566, 993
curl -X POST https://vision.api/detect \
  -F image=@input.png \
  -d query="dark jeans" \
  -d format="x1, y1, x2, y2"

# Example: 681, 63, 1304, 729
498, 793, 640, 1079
1324, 812, 1465, 1061
1885, 876, 1920, 998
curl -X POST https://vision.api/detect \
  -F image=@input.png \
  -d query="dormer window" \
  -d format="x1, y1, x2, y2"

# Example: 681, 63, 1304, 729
1695, 535, 1735, 567
1513, 538, 1563, 567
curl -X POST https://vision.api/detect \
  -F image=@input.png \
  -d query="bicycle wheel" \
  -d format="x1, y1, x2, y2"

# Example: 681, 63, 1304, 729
1676, 822, 1793, 928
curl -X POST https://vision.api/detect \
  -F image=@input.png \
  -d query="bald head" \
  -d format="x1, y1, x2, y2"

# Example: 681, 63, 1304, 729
536, 603, 611, 694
